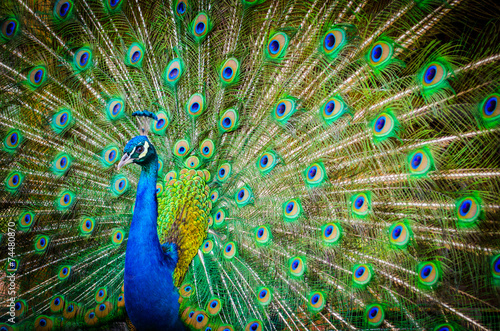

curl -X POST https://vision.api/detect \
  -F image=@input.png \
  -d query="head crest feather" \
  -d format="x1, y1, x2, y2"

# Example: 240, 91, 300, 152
132, 111, 158, 135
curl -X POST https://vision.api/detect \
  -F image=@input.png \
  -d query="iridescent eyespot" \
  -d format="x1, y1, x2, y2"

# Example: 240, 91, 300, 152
199, 138, 215, 159
95, 287, 107, 303
106, 98, 125, 121
111, 175, 129, 196
52, 108, 73, 134
180, 283, 194, 298
245, 320, 263, 331
480, 93, 500, 126
55, 190, 75, 210
209, 189, 219, 203
175, 0, 188, 17
256, 287, 272, 306
420, 61, 447, 90
63, 301, 78, 319
353, 264, 373, 286
4, 129, 22, 152
202, 239, 214, 254
104, 0, 124, 12
254, 225, 272, 245
52, 153, 72, 176
321, 28, 346, 58
235, 185, 253, 207
266, 32, 289, 60
257, 150, 278, 175
372, 111, 398, 141
304, 162, 327, 187
351, 192, 371, 217
151, 110, 169, 135
19, 211, 35, 230
35, 316, 53, 330
214, 209, 227, 227
272, 98, 296, 124
186, 93, 206, 118
192, 311, 209, 329
156, 182, 164, 196
6, 259, 19, 273
74, 47, 93, 71
417, 261, 440, 287
27, 66, 47, 88
185, 156, 200, 169
95, 301, 113, 318
455, 196, 481, 223
164, 58, 184, 87
111, 229, 124, 245
219, 108, 239, 133
289, 256, 306, 277
50, 295, 65, 313
5, 171, 23, 192
320, 96, 347, 124
223, 241, 237, 259
388, 221, 411, 248
173, 139, 190, 158
84, 309, 98, 326
14, 299, 27, 318
80, 217, 95, 235
117, 293, 125, 307
54, 0, 74, 22
219, 58, 240, 86
126, 43, 144, 67
0, 324, 12, 331
35, 235, 50, 252
191, 12, 211, 41
365, 304, 384, 327
433, 324, 455, 331
368, 41, 393, 67
491, 254, 500, 279
216, 163, 231, 182
207, 297, 221, 315
1, 17, 20, 41
101, 145, 120, 167
283, 199, 302, 222
408, 147, 433, 176
308, 292, 325, 312
165, 170, 177, 182
58, 265, 71, 280
181, 306, 194, 322
321, 223, 342, 245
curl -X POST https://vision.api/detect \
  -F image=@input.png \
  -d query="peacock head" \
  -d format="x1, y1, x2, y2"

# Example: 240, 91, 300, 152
117, 136, 157, 170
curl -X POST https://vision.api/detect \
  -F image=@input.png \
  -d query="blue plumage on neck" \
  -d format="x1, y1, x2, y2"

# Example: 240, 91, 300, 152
124, 152, 185, 330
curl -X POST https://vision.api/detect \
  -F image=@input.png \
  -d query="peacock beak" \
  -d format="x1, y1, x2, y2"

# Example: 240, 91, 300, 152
117, 153, 133, 170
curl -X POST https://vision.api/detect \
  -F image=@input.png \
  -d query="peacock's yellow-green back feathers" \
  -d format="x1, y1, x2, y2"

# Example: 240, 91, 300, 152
0, 0, 500, 330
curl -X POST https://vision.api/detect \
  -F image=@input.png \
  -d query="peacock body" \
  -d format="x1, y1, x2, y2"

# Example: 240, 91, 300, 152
0, 0, 500, 330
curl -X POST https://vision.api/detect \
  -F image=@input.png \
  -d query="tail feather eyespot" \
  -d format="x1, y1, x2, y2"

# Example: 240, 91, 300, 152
191, 12, 211, 41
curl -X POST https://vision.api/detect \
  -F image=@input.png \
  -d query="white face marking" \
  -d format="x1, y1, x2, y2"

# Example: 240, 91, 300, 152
138, 141, 149, 159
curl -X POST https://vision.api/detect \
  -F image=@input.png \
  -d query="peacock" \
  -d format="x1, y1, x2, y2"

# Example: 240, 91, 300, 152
0, 0, 500, 330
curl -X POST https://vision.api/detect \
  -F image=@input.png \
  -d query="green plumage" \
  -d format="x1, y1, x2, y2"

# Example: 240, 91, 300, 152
0, 0, 500, 330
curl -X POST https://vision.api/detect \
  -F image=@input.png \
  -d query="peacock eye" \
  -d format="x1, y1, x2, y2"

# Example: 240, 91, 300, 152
136, 146, 144, 154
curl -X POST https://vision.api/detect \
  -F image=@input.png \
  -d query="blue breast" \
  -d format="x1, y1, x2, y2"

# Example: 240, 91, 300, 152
124, 156, 185, 330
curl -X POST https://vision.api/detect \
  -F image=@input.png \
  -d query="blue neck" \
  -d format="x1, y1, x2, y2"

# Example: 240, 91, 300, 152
124, 157, 184, 330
